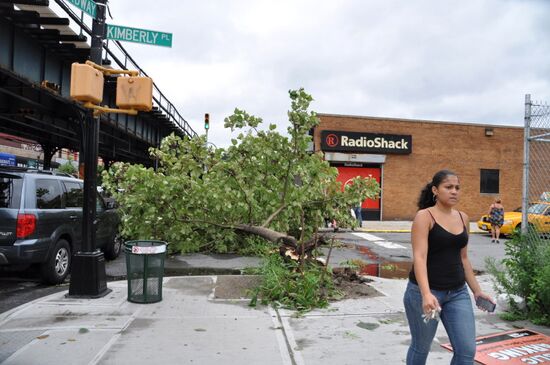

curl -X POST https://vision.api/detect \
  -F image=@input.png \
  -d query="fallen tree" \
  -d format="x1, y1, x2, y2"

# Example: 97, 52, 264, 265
104, 89, 380, 310
103, 88, 379, 258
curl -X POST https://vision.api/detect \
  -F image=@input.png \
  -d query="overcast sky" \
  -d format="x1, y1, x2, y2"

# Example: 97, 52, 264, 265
75, 0, 550, 147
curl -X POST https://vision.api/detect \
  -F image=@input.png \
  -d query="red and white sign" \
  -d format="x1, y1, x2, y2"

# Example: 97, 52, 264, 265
131, 245, 166, 254
442, 329, 550, 364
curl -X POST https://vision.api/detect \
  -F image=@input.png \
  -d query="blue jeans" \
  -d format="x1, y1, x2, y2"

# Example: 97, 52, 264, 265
403, 281, 476, 365
353, 206, 363, 227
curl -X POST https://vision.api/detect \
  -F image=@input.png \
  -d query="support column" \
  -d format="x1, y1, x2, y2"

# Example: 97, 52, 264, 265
40, 144, 58, 171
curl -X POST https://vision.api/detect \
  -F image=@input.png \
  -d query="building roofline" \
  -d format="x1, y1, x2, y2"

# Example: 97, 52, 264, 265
316, 113, 524, 129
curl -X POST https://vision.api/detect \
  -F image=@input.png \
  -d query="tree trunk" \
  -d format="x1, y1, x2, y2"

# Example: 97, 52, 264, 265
235, 224, 299, 248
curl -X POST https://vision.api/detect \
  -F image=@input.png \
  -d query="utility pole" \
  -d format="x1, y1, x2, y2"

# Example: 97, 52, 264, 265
68, 0, 110, 298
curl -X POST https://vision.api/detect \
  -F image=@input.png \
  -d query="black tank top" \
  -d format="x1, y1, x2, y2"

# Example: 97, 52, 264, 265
409, 209, 469, 290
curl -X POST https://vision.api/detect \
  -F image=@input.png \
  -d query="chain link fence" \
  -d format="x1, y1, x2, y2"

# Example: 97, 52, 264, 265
521, 94, 550, 237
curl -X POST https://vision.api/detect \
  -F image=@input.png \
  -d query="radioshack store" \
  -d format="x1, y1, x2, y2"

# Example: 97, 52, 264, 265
313, 114, 524, 221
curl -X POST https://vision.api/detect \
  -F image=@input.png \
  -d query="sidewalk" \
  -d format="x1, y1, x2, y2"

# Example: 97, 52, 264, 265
1, 273, 548, 364
0, 221, 534, 365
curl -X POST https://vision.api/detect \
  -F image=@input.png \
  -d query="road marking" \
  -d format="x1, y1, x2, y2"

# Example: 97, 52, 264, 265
373, 241, 406, 249
352, 233, 406, 249
352, 232, 385, 241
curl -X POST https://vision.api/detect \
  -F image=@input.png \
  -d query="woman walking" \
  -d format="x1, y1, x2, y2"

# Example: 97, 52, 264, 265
403, 170, 494, 365
488, 199, 504, 243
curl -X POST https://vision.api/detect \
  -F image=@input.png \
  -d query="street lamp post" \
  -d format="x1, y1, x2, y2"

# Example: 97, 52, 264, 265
68, 0, 110, 298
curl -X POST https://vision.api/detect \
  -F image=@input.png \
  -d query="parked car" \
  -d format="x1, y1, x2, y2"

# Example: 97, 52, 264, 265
477, 201, 550, 236
0, 167, 122, 284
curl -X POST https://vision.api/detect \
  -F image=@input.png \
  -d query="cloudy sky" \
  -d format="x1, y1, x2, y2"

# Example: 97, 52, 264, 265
71, 0, 550, 147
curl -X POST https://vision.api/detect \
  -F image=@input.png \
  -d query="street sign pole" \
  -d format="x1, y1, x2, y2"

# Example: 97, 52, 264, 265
68, 0, 110, 298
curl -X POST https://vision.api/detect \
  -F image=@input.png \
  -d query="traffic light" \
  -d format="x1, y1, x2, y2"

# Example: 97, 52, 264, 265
116, 76, 153, 111
204, 113, 210, 130
70, 63, 104, 104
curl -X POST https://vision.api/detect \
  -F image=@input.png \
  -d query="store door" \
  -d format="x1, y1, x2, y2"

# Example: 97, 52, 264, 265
335, 166, 381, 220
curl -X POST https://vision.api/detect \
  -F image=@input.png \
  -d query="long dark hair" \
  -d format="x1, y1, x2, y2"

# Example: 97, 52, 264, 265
417, 170, 458, 210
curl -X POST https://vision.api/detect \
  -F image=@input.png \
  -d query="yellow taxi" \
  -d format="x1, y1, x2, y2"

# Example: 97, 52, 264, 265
477, 201, 550, 236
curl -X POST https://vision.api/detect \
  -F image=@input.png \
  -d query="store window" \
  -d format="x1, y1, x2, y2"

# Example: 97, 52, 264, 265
480, 169, 499, 194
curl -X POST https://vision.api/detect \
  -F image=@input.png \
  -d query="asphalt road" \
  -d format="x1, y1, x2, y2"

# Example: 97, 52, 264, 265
339, 231, 508, 272
0, 231, 506, 315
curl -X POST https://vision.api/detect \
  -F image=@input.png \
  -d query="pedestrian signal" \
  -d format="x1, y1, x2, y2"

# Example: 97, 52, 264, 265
70, 63, 104, 104
116, 76, 153, 111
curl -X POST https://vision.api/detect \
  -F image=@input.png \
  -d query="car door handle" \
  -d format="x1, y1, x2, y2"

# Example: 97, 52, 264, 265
69, 215, 78, 220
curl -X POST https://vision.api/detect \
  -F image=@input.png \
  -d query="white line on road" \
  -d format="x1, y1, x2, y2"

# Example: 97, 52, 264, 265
373, 241, 406, 249
352, 233, 385, 241
352, 233, 406, 249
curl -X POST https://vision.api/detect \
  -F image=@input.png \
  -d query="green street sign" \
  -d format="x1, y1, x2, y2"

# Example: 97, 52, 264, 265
106, 24, 173, 48
67, 0, 96, 18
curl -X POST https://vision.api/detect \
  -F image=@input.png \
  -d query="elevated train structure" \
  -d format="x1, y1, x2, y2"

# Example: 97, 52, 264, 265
0, 0, 197, 168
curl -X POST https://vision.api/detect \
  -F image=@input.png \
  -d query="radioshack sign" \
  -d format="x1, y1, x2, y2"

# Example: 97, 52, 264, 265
321, 130, 412, 154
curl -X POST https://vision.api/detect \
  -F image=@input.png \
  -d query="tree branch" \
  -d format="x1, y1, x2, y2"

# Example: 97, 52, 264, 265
262, 158, 293, 227
176, 218, 300, 249
235, 224, 299, 248
262, 203, 287, 227
225, 167, 254, 223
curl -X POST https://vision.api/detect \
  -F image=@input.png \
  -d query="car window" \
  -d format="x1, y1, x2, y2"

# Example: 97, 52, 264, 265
527, 203, 548, 215
0, 174, 22, 209
36, 179, 63, 209
63, 181, 83, 208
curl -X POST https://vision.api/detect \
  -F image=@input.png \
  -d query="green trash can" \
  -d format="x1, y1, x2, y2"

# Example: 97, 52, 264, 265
124, 240, 167, 304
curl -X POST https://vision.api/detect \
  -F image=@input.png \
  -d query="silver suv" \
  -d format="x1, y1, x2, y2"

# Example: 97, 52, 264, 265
0, 167, 121, 284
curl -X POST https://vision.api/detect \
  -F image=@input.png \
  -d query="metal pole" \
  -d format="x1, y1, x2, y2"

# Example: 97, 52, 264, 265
83, 0, 106, 251
68, 0, 110, 298
521, 94, 531, 235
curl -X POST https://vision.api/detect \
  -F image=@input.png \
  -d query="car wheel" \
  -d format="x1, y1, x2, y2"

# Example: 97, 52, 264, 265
104, 233, 123, 260
41, 239, 71, 284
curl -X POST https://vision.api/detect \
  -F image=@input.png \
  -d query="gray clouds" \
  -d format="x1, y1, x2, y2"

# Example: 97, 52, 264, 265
105, 0, 550, 146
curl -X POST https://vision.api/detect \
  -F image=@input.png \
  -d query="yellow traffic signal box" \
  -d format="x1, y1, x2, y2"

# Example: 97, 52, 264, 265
70, 63, 104, 104
116, 76, 153, 111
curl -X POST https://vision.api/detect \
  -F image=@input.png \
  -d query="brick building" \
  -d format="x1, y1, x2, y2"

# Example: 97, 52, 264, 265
313, 114, 524, 221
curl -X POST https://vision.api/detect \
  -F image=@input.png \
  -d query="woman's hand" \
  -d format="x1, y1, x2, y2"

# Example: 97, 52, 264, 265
422, 292, 441, 314
474, 291, 495, 311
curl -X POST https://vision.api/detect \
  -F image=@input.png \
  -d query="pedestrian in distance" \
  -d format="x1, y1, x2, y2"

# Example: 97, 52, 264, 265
353, 202, 363, 229
403, 169, 495, 365
488, 198, 504, 243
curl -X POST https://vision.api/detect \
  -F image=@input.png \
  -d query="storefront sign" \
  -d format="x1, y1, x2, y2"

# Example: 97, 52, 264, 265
321, 130, 412, 154
441, 329, 550, 364
0, 152, 16, 166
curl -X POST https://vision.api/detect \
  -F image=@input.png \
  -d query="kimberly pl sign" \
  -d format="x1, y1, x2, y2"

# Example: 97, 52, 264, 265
107, 24, 173, 47
321, 130, 412, 154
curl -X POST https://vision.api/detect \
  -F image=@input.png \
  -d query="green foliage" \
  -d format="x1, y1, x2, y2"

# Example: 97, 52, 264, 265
97, 164, 104, 185
249, 254, 337, 311
485, 232, 550, 325
102, 89, 380, 254
57, 160, 77, 176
